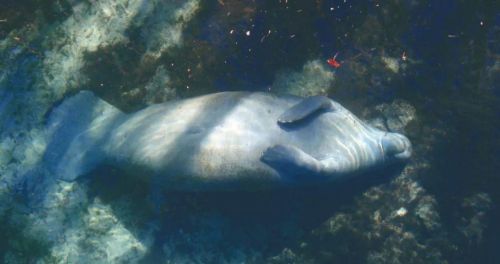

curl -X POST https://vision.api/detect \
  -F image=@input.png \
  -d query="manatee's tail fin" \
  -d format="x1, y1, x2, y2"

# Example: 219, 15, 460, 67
44, 90, 124, 181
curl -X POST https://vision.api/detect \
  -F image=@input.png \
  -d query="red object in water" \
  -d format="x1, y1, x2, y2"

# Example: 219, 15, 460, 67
327, 53, 341, 68
327, 58, 341, 68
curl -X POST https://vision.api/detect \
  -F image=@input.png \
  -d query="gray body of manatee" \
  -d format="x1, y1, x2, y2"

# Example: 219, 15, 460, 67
44, 91, 412, 191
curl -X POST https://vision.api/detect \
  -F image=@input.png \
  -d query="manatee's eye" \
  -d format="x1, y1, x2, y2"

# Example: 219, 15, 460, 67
381, 133, 412, 159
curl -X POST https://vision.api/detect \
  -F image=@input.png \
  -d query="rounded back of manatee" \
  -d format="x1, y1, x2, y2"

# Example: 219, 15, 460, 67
44, 91, 412, 190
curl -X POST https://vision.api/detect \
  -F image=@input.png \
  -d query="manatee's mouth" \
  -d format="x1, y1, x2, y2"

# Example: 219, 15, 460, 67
394, 142, 412, 159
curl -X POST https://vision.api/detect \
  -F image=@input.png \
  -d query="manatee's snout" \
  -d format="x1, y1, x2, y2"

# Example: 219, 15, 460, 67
381, 133, 412, 161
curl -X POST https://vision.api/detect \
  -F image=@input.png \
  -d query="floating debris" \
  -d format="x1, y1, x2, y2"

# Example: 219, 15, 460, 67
327, 52, 341, 69
260, 29, 272, 43
401, 51, 407, 61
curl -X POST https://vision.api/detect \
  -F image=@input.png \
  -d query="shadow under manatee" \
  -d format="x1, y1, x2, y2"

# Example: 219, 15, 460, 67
87, 156, 406, 262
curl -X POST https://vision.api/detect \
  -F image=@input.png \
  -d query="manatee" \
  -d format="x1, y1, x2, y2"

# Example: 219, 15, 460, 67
43, 91, 412, 191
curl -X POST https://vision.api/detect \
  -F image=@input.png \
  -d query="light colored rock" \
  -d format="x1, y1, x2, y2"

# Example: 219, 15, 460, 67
381, 56, 400, 73
374, 100, 417, 133
142, 65, 177, 105
48, 198, 151, 263
415, 195, 441, 231
459, 193, 492, 244
141, 0, 200, 60
272, 60, 334, 97
394, 207, 408, 217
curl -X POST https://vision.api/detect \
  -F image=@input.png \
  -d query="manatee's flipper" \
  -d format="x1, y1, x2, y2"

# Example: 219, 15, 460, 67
278, 96, 336, 124
261, 144, 327, 181
44, 91, 125, 181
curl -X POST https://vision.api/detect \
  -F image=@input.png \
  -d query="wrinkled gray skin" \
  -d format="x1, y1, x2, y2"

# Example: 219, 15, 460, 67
47, 91, 411, 191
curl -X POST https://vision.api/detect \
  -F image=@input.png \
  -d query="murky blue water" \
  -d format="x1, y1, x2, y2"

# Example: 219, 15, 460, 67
0, 0, 498, 263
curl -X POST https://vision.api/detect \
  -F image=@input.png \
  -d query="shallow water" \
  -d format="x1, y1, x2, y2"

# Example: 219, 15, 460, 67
0, 0, 498, 263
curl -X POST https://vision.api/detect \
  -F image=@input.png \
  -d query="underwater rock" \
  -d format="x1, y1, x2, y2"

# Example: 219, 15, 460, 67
120, 65, 177, 105
139, 0, 200, 61
271, 60, 335, 97
458, 193, 492, 245
381, 56, 400, 74
365, 100, 417, 133
48, 198, 150, 262
414, 195, 441, 231
140, 65, 177, 105
0, 137, 15, 167
268, 248, 312, 264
